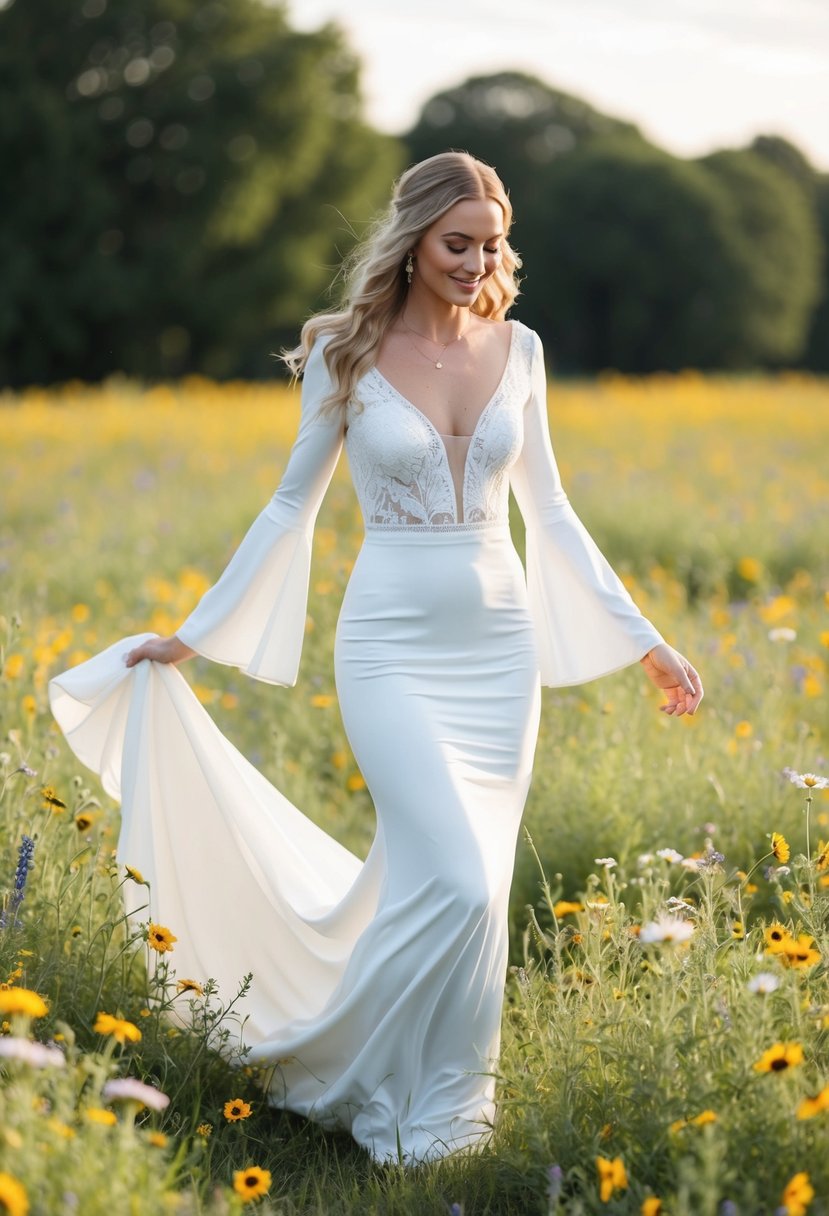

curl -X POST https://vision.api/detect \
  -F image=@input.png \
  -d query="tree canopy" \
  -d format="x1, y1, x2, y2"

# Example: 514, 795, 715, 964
0, 0, 400, 385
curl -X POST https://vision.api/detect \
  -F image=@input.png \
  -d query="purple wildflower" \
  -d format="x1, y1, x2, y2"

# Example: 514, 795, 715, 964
1, 834, 35, 929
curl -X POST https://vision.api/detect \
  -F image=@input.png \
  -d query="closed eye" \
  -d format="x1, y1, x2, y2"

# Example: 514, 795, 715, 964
447, 245, 500, 255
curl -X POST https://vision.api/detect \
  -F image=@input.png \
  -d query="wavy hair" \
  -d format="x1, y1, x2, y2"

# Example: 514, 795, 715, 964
279, 151, 522, 416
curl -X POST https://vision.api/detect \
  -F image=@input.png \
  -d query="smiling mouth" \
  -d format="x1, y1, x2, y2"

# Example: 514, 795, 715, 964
450, 276, 481, 285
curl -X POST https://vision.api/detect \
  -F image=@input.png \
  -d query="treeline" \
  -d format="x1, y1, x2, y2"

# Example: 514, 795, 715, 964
1, 0, 826, 386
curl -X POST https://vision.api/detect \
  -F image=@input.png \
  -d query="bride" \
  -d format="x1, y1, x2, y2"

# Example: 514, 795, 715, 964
50, 150, 703, 1166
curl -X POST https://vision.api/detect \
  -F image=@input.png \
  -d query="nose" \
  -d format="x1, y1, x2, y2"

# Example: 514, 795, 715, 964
463, 247, 486, 276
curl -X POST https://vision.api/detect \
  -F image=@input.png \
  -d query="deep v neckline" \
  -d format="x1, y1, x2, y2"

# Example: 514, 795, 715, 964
370, 319, 517, 446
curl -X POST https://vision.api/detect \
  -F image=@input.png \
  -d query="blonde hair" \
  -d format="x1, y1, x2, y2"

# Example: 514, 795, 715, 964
280, 151, 522, 416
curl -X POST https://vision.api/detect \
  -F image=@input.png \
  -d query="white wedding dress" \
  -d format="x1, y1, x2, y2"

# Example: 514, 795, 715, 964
49, 319, 663, 1164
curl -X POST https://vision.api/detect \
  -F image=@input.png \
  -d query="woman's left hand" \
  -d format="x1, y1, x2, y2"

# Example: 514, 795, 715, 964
640, 643, 704, 716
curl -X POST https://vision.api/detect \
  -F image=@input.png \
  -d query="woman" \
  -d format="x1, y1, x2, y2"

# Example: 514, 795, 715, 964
49, 151, 702, 1166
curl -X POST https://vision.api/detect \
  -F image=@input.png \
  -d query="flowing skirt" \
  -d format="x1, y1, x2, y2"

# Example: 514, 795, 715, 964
48, 522, 541, 1164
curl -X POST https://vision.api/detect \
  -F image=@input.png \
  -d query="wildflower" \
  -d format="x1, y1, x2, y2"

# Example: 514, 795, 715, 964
46, 1118, 75, 1140
735, 720, 753, 738
796, 1086, 829, 1120
309, 694, 334, 708
0, 988, 48, 1019
196, 1122, 213, 1138
147, 923, 177, 953
780, 1171, 814, 1216
176, 978, 204, 996
814, 841, 829, 871
233, 1166, 271, 1202
594, 857, 617, 869
639, 914, 694, 944
147, 1131, 168, 1148
786, 771, 828, 790
641, 1199, 662, 1216
546, 1165, 563, 1202
21, 695, 36, 718
771, 833, 790, 863
764, 923, 792, 952
0, 1039, 65, 1068
102, 1078, 169, 1111
689, 1109, 718, 1126
0, 836, 35, 929
780, 934, 821, 970
124, 866, 146, 885
737, 556, 762, 582
224, 1098, 253, 1122
553, 901, 583, 917
753, 1042, 804, 1073
595, 1156, 627, 1203
0, 1172, 29, 1216
3, 654, 24, 679
346, 773, 366, 791
656, 848, 683, 863
41, 786, 66, 812
93, 1012, 142, 1045
769, 628, 797, 642
85, 1107, 117, 1127
747, 972, 780, 995
637, 852, 655, 867
74, 812, 94, 833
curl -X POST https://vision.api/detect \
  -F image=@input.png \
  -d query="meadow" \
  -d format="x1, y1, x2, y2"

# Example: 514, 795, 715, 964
1, 369, 828, 1215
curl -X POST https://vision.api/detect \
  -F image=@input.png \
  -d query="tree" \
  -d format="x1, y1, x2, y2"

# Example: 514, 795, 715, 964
0, 0, 401, 385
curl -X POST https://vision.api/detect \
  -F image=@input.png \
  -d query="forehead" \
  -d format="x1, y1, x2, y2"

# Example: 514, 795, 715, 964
431, 197, 504, 236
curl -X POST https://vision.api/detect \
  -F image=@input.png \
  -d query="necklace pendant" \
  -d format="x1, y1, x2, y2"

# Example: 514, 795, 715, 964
435, 361, 443, 369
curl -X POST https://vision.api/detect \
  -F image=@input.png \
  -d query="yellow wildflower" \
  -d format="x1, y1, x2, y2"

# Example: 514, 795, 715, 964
85, 1108, 117, 1127
0, 988, 48, 1019
553, 900, 583, 917
771, 832, 790, 863
224, 1098, 252, 1122
781, 1171, 814, 1216
93, 1011, 141, 1044
596, 1156, 627, 1203
176, 979, 204, 996
147, 923, 177, 953
641, 1200, 662, 1216
753, 1042, 804, 1073
233, 1166, 271, 1202
41, 786, 66, 812
796, 1086, 829, 1120
0, 1172, 29, 1216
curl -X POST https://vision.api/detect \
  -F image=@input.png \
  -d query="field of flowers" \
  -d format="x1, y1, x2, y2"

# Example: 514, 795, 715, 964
1, 369, 828, 1214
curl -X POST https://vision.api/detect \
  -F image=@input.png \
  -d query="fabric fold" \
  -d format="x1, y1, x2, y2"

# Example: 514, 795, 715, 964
48, 637, 382, 1041
509, 330, 664, 686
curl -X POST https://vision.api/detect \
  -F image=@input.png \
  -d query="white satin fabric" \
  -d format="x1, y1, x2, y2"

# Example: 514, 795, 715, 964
49, 319, 663, 1164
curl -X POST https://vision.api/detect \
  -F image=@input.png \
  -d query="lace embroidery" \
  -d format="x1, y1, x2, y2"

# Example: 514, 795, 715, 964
345, 321, 535, 532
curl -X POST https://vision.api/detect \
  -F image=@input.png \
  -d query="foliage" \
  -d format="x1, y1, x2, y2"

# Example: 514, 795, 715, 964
1, 371, 828, 1211
404, 71, 827, 375
0, 0, 400, 387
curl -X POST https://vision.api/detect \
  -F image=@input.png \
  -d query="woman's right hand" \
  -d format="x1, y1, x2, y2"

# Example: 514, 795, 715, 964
123, 635, 196, 668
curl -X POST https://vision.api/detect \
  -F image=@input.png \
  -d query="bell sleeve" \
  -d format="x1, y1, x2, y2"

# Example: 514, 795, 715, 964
174, 336, 344, 686
509, 330, 665, 687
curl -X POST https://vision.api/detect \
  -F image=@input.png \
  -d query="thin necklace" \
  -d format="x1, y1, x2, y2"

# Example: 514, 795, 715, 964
401, 315, 468, 369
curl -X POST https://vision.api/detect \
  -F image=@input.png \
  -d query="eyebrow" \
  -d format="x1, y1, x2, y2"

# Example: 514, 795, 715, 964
442, 230, 504, 241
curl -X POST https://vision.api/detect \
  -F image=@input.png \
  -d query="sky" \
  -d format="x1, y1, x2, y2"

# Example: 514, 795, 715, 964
288, 0, 829, 172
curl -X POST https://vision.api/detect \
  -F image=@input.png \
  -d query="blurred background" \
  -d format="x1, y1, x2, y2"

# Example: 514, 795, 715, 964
1, 0, 827, 386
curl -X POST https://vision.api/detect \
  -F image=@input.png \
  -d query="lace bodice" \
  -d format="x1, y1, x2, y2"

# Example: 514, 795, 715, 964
344, 321, 532, 530
175, 317, 665, 689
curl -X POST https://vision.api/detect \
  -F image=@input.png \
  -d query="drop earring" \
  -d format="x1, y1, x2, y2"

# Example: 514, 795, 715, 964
405, 253, 414, 285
